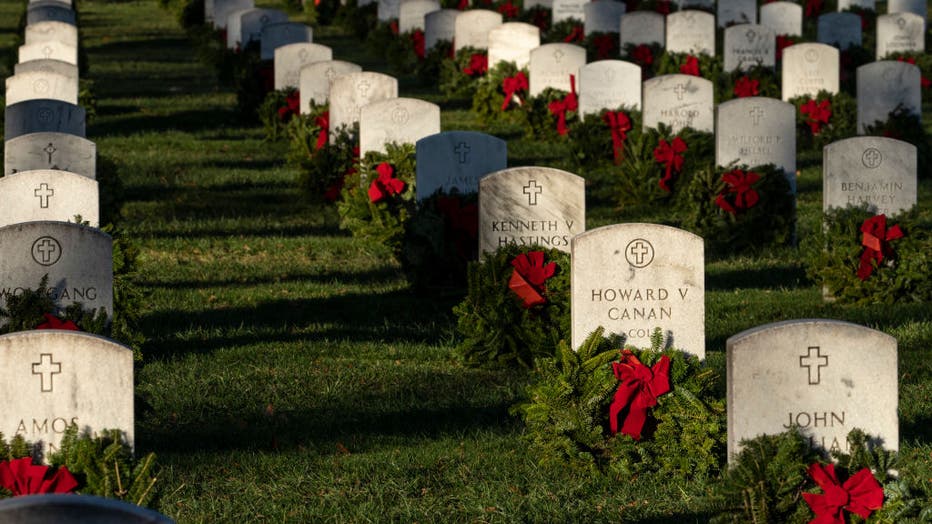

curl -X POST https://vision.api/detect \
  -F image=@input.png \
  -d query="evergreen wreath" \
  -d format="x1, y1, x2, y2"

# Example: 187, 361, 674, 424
400, 190, 479, 291
861, 106, 930, 178
438, 46, 486, 100
718, 64, 781, 104
788, 90, 856, 153
453, 245, 570, 368
472, 61, 530, 126
291, 115, 358, 202
258, 88, 300, 141
568, 106, 642, 170
416, 40, 454, 87
511, 328, 726, 480
653, 51, 723, 81
801, 205, 931, 305
524, 86, 576, 141
337, 143, 417, 253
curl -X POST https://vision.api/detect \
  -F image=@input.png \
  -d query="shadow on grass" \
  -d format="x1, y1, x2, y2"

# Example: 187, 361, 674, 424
707, 264, 810, 290
902, 415, 932, 443
89, 108, 238, 137
138, 266, 402, 289
87, 37, 198, 61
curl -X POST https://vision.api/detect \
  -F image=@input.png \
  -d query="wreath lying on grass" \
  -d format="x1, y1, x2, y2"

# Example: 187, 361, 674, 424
453, 245, 570, 368
511, 328, 726, 480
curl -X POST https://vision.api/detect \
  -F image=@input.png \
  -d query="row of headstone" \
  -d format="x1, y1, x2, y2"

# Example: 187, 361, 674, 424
2, 1, 134, 472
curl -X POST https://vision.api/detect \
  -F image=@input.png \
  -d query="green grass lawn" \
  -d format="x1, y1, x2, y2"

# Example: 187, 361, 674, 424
3, 0, 930, 521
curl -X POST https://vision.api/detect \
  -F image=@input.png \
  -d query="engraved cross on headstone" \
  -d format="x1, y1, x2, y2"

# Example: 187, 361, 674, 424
36, 238, 59, 264
44, 143, 57, 164
32, 353, 61, 393
356, 80, 371, 98
35, 183, 54, 208
673, 84, 687, 100
523, 180, 542, 205
799, 346, 828, 385
325, 67, 336, 81
553, 49, 564, 63
455, 142, 471, 163
750, 107, 764, 125
628, 240, 650, 266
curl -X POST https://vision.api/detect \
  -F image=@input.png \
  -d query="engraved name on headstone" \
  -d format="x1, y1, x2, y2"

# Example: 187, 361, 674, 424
528, 43, 587, 96
781, 43, 839, 101
642, 74, 714, 133
578, 60, 642, 118
723, 24, 776, 72
875, 13, 924, 59
716, 97, 797, 191
823, 137, 917, 216
552, 0, 587, 24
415, 131, 507, 200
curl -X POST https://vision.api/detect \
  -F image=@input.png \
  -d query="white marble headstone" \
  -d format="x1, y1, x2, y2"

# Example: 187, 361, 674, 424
13, 59, 78, 80
487, 22, 540, 70
571, 223, 705, 357
577, 60, 642, 118
528, 43, 587, 96
856, 61, 921, 133
478, 166, 585, 255
415, 131, 507, 200
888, 0, 926, 20
328, 72, 398, 143
723, 24, 776, 72
4, 132, 96, 179
875, 13, 925, 58
727, 319, 898, 459
817, 12, 862, 49
227, 8, 288, 49
378, 0, 401, 21
781, 43, 839, 101
823, 137, 917, 216
716, 97, 797, 191
18, 42, 78, 66
838, 0, 874, 10
665, 10, 715, 56
359, 97, 441, 155
760, 1, 802, 36
642, 74, 714, 133
4, 100, 86, 141
274, 43, 332, 90
425, 9, 459, 49
453, 10, 502, 52
260, 22, 313, 61
299, 60, 362, 112
552, 0, 587, 23
5, 71, 78, 106
213, 0, 254, 29
0, 331, 134, 459
24, 21, 78, 47
620, 11, 665, 48
584, 1, 625, 35
718, 0, 757, 27
399, 0, 440, 33
0, 170, 99, 227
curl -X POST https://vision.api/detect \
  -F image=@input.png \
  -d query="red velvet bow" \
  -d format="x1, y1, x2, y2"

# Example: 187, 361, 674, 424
857, 214, 904, 281
592, 35, 616, 60
654, 137, 687, 192
463, 53, 488, 77
802, 463, 884, 524
631, 44, 654, 68
603, 111, 632, 164
609, 351, 671, 439
715, 169, 760, 214
497, 1, 518, 18
508, 251, 556, 308
501, 72, 529, 111
277, 90, 301, 122
35, 313, 79, 331
733, 76, 759, 98
547, 75, 578, 136
411, 30, 425, 59
0, 457, 79, 496
563, 25, 584, 43
368, 162, 405, 203
680, 55, 700, 76
314, 111, 329, 151
800, 99, 832, 135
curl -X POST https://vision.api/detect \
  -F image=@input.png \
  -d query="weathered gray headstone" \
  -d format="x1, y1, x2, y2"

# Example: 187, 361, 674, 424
488, 22, 540, 70
665, 10, 715, 56
723, 24, 776, 72
5, 100, 86, 141
4, 132, 96, 179
875, 13, 925, 59
5, 71, 78, 106
727, 319, 898, 459
584, 1, 625, 35
453, 10, 502, 53
0, 494, 174, 524
552, 0, 586, 23
0, 221, 112, 318
620, 11, 665, 48
0, 332, 132, 459
227, 8, 288, 49
716, 97, 796, 191
528, 43, 586, 96
399, 0, 440, 33
14, 59, 78, 80
415, 131, 507, 200
18, 42, 78, 66
823, 137, 917, 216
680, 0, 714, 9
478, 166, 584, 255
378, 0, 401, 21
260, 22, 313, 61
642, 74, 714, 133
359, 97, 441, 155
571, 223, 705, 357
838, 0, 874, 10
299, 60, 362, 112
328, 72, 398, 143
817, 12, 862, 49
213, 0, 253, 29
577, 60, 641, 118
525, 0, 553, 7
888, 0, 927, 20
781, 43, 839, 101
856, 61, 921, 133
760, 1, 802, 36
24, 21, 78, 47
274, 43, 332, 90
425, 9, 458, 49
0, 170, 98, 227
26, 3, 75, 26
718, 0, 757, 27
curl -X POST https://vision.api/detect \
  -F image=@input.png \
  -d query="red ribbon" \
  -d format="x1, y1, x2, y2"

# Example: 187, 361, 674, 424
603, 111, 631, 164
368, 162, 405, 203
592, 35, 615, 60
563, 25, 584, 43
609, 351, 671, 440
497, 1, 518, 18
547, 75, 578, 136
857, 214, 904, 281
733, 76, 760, 98
680, 55, 700, 76
501, 72, 528, 111
463, 53, 488, 77
804, 0, 824, 17
776, 35, 795, 60
654, 137, 687, 192
314, 111, 329, 151
508, 251, 556, 308
0, 457, 79, 496
800, 98, 832, 135
35, 313, 80, 331
277, 90, 301, 122
715, 169, 760, 214
631, 44, 654, 68
411, 30, 425, 59
802, 463, 883, 524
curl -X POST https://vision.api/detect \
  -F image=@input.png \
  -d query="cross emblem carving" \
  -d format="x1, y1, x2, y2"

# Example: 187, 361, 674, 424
523, 180, 542, 205
673, 83, 687, 100
35, 183, 54, 208
750, 107, 764, 125
32, 353, 61, 393
799, 346, 828, 385
356, 80, 371, 97
454, 142, 470, 163
553, 49, 564, 63
44, 143, 57, 164
625, 239, 654, 268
